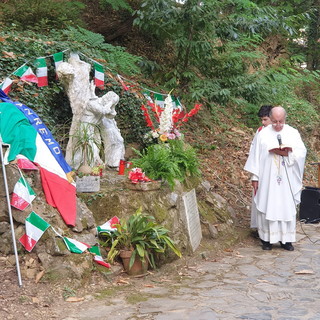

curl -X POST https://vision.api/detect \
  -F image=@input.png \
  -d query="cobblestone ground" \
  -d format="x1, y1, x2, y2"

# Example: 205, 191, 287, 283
60, 223, 320, 320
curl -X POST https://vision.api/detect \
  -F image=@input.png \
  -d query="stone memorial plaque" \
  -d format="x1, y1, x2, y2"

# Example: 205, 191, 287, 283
76, 176, 100, 193
181, 188, 202, 251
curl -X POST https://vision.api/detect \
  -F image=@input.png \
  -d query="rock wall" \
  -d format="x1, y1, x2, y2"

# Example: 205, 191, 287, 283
0, 162, 236, 281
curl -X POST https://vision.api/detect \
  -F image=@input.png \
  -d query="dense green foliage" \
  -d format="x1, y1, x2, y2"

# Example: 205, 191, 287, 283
0, 26, 147, 144
131, 139, 201, 189
133, 0, 320, 129
0, 0, 86, 30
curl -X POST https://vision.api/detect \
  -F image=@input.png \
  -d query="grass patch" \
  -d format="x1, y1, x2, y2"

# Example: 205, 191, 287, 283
125, 293, 149, 304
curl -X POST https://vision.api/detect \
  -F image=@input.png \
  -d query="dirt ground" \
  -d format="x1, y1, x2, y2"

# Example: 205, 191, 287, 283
0, 228, 258, 320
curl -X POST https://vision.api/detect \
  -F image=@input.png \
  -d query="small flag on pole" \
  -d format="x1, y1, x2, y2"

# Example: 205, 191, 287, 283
53, 52, 64, 78
89, 246, 111, 268
19, 212, 50, 252
13, 65, 38, 83
35, 57, 48, 87
97, 216, 120, 234
94, 63, 104, 89
0, 77, 13, 94
63, 237, 91, 254
11, 176, 36, 211
154, 93, 166, 110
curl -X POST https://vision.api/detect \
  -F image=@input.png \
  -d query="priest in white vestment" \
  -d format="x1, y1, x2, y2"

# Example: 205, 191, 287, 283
244, 106, 307, 251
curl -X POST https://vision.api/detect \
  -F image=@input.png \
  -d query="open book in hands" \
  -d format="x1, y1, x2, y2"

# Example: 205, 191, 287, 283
269, 145, 292, 155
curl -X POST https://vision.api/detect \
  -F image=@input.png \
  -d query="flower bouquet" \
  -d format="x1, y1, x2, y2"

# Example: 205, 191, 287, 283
126, 168, 162, 191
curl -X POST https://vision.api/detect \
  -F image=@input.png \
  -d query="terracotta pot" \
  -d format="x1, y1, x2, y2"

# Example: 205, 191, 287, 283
119, 250, 148, 276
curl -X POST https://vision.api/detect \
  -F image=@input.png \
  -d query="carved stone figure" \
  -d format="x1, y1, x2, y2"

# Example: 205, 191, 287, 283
57, 53, 125, 169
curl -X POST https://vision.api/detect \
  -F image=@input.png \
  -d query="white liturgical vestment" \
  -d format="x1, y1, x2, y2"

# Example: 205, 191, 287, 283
244, 124, 306, 242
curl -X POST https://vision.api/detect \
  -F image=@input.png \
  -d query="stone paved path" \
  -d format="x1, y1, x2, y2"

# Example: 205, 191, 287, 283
62, 223, 320, 320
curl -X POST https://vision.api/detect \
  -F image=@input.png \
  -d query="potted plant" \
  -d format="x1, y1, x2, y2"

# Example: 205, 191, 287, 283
71, 123, 104, 192
72, 122, 102, 174
100, 208, 182, 275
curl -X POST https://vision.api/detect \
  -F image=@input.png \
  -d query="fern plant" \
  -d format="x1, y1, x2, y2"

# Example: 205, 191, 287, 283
131, 139, 201, 189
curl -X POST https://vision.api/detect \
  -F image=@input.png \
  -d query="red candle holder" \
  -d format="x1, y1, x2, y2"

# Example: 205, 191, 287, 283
118, 159, 126, 175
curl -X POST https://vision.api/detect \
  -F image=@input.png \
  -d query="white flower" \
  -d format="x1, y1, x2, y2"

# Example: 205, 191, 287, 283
151, 130, 159, 138
159, 94, 174, 134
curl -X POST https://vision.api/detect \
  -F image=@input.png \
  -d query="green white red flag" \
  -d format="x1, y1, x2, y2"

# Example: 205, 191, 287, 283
53, 52, 63, 78
89, 246, 111, 268
35, 57, 48, 87
13, 65, 38, 83
0, 96, 77, 227
96, 216, 120, 234
154, 93, 166, 110
19, 212, 50, 252
11, 175, 36, 211
63, 237, 91, 254
0, 78, 13, 94
94, 63, 104, 89
117, 74, 129, 91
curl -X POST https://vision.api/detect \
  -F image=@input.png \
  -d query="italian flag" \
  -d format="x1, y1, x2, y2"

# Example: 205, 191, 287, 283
19, 211, 50, 252
0, 95, 77, 227
16, 155, 38, 170
35, 57, 48, 87
154, 93, 166, 110
94, 63, 104, 89
63, 237, 91, 254
0, 77, 13, 94
13, 65, 38, 83
143, 91, 154, 107
11, 175, 36, 211
53, 52, 63, 78
89, 246, 111, 268
96, 216, 120, 234
117, 74, 129, 91
172, 96, 182, 110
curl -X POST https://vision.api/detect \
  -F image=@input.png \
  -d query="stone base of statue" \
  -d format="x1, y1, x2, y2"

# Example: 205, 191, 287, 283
76, 176, 100, 193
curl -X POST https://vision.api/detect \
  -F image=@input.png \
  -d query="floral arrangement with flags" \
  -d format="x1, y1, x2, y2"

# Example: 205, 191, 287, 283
141, 92, 201, 143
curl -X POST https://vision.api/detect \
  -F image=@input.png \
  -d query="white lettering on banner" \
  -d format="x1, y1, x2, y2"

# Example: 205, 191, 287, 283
25, 108, 33, 115
52, 147, 61, 154
45, 138, 55, 145
39, 128, 48, 135
34, 118, 42, 125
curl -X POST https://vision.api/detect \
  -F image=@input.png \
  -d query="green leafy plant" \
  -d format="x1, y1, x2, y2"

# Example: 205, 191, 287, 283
103, 208, 182, 269
71, 122, 102, 169
131, 139, 201, 189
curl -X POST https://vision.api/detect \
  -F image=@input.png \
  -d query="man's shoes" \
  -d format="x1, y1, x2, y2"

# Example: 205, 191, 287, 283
280, 242, 294, 251
261, 240, 272, 250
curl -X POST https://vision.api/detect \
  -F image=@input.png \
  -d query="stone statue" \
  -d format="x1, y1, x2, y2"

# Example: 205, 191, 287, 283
57, 53, 125, 170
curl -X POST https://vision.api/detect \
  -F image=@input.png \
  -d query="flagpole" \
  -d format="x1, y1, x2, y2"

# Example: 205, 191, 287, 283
0, 138, 23, 287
